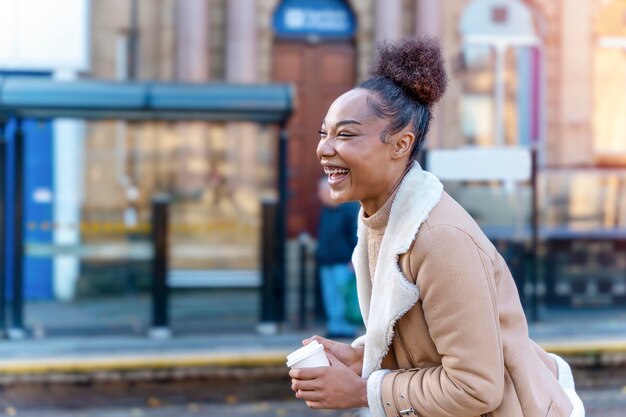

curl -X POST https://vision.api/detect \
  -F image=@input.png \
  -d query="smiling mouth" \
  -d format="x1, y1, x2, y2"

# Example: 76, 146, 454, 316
323, 166, 350, 183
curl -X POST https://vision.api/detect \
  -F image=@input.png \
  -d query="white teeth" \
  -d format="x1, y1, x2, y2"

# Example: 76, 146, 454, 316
324, 167, 349, 175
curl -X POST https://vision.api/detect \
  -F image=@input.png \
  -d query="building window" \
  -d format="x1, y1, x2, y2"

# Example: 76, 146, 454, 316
594, 24, 626, 165
459, 44, 537, 147
458, 0, 541, 148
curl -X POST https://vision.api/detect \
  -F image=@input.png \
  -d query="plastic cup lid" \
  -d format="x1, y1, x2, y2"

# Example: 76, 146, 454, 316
286, 340, 325, 367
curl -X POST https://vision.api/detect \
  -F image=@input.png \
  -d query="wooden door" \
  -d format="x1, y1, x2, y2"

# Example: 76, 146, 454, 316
272, 41, 356, 237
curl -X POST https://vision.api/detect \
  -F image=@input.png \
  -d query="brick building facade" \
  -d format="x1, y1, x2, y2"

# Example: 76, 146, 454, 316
82, 1, 626, 303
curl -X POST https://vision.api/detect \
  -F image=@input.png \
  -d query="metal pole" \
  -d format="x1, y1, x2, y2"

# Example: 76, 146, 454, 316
313, 263, 325, 322
530, 147, 539, 322
276, 126, 288, 322
257, 124, 288, 335
258, 198, 279, 334
149, 194, 171, 339
10, 119, 25, 338
298, 233, 310, 330
0, 122, 6, 338
514, 241, 526, 310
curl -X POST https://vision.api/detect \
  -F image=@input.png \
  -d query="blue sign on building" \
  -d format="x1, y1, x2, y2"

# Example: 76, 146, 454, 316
273, 0, 356, 40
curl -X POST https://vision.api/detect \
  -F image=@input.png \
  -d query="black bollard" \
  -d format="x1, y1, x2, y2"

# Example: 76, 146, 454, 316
257, 125, 288, 334
149, 194, 171, 338
298, 233, 311, 330
259, 198, 279, 331
276, 127, 287, 323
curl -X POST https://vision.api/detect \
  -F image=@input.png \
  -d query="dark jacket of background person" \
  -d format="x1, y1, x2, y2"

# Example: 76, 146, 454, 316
316, 202, 359, 266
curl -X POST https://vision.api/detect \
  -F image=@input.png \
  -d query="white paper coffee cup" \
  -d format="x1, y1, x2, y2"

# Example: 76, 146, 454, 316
286, 340, 330, 369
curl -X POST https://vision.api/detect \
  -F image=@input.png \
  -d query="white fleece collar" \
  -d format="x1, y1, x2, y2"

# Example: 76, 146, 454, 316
352, 162, 443, 378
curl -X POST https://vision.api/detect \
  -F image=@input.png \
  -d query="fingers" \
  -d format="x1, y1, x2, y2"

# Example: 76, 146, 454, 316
289, 366, 329, 380
325, 350, 341, 367
297, 389, 323, 402
302, 334, 327, 346
326, 351, 351, 370
292, 383, 324, 404
304, 335, 340, 355
305, 400, 320, 409
291, 377, 320, 393
292, 378, 327, 407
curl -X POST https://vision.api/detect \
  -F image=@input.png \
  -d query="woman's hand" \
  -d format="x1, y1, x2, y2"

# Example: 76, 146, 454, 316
303, 335, 364, 375
290, 351, 368, 409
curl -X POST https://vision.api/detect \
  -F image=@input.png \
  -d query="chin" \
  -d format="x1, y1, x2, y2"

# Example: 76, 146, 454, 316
330, 190, 354, 204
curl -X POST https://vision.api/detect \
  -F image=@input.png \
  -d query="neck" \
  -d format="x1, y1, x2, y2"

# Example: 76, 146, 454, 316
361, 162, 413, 216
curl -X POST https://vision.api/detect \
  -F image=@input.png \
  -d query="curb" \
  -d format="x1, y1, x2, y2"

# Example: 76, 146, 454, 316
1, 341, 626, 377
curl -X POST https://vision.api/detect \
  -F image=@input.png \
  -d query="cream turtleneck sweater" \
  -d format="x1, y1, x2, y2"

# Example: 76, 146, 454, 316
361, 189, 398, 281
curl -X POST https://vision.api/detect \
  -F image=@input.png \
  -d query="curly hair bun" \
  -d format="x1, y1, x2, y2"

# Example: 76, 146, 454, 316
370, 36, 448, 106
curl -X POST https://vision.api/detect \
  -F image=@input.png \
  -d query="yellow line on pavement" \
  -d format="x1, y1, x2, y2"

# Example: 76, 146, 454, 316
539, 340, 626, 355
0, 352, 289, 374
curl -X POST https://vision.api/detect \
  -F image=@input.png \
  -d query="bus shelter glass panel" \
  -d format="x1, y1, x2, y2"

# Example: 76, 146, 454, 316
23, 119, 276, 336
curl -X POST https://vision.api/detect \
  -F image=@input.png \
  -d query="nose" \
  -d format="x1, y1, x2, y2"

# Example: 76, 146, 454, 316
316, 137, 336, 160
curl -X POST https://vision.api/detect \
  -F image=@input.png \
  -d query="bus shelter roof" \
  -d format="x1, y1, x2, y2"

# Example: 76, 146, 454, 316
0, 77, 293, 123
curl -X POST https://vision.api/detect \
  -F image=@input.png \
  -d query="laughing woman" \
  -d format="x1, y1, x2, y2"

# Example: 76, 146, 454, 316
289, 36, 584, 417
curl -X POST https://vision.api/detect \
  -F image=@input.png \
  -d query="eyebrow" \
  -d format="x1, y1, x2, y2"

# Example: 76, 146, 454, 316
321, 119, 363, 129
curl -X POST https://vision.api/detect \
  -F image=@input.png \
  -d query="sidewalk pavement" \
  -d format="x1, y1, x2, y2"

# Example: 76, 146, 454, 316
1, 307, 625, 379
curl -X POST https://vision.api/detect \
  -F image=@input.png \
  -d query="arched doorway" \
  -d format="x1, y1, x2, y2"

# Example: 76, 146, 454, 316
271, 0, 357, 237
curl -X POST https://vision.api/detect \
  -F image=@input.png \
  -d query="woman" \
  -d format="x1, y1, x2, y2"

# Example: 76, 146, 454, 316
289, 36, 584, 417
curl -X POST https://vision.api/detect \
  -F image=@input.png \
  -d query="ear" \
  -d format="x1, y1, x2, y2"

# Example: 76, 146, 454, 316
391, 131, 415, 160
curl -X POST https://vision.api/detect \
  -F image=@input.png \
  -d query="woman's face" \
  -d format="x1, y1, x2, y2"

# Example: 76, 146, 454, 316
317, 88, 405, 214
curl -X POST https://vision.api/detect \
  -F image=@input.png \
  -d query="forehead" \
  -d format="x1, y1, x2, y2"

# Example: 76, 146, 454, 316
324, 89, 374, 126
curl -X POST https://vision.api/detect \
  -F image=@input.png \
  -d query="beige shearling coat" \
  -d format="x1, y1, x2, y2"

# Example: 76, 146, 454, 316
352, 163, 583, 417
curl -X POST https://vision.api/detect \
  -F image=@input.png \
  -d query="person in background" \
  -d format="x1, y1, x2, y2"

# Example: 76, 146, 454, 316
316, 177, 359, 339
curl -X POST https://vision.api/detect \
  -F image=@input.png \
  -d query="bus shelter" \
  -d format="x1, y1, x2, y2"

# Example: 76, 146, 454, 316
0, 77, 293, 338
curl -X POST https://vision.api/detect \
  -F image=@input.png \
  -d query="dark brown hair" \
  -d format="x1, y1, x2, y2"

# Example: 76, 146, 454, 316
359, 36, 448, 160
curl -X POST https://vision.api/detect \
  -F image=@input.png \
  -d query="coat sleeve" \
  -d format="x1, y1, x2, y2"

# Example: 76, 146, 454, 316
378, 225, 504, 417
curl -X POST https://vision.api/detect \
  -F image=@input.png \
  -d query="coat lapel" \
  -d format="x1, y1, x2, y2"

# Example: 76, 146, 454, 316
352, 162, 443, 378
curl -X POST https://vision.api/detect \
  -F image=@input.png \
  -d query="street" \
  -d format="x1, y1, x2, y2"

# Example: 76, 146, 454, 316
2, 385, 625, 417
